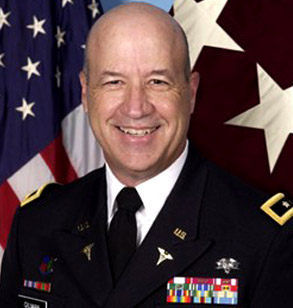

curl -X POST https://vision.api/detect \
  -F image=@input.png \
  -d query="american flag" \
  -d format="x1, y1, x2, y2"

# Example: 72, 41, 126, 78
173, 0, 293, 198
0, 0, 104, 268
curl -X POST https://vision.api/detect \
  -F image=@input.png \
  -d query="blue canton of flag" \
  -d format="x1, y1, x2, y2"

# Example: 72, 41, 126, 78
0, 0, 104, 265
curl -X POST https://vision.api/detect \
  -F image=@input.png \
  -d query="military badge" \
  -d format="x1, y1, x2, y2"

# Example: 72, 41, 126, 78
39, 256, 55, 276
173, 228, 187, 240
23, 279, 51, 293
156, 247, 173, 266
167, 277, 238, 305
77, 221, 90, 232
261, 193, 293, 225
216, 258, 239, 274
81, 243, 94, 261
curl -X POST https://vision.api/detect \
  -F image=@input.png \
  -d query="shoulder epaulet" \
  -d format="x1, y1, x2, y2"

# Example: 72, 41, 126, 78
20, 182, 62, 207
261, 193, 293, 225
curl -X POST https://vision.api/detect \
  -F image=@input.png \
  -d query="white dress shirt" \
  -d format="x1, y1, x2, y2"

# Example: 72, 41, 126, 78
106, 142, 188, 245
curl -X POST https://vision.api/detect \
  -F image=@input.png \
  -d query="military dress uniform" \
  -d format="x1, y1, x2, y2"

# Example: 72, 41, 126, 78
1, 145, 293, 308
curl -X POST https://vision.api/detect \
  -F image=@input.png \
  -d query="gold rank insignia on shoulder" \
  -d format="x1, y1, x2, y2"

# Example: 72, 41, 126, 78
20, 182, 61, 207
261, 193, 293, 225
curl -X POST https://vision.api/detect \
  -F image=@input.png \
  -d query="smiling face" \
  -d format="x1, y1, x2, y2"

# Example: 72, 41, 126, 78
80, 4, 199, 186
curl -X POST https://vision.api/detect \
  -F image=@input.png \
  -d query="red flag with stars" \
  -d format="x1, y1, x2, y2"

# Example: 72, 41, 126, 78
173, 0, 293, 198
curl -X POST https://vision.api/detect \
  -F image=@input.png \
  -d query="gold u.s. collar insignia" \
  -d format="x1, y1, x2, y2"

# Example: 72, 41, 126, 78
261, 193, 293, 225
81, 243, 95, 261
173, 228, 187, 240
156, 247, 173, 266
77, 221, 90, 232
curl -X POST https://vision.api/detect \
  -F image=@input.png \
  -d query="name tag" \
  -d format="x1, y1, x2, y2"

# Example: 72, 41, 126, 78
18, 295, 47, 308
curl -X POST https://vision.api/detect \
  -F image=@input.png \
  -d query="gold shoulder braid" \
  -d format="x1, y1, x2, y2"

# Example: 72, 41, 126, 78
261, 193, 293, 225
20, 183, 61, 207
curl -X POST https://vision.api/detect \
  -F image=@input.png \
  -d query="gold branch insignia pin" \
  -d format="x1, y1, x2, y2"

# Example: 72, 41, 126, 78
81, 243, 94, 261
156, 247, 173, 266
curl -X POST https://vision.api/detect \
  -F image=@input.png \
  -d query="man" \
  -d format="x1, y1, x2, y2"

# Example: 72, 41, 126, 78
1, 3, 293, 308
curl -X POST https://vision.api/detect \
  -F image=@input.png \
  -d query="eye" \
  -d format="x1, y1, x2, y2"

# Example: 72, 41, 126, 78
107, 80, 123, 85
102, 79, 124, 88
150, 79, 168, 85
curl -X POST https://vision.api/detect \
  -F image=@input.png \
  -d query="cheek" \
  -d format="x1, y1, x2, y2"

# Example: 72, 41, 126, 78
149, 92, 190, 121
87, 91, 119, 121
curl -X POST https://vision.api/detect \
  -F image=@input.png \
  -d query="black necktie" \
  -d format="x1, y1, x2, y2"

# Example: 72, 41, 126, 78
108, 187, 142, 283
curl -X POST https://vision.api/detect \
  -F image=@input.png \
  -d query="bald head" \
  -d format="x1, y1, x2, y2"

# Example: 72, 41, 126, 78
83, 2, 190, 81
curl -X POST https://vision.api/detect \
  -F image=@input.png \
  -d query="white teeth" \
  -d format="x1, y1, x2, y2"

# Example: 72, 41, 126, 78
119, 127, 157, 136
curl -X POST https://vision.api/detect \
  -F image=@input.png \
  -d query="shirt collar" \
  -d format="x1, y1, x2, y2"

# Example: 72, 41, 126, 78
106, 141, 189, 224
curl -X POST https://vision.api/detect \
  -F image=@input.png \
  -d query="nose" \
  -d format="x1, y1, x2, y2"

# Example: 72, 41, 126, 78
121, 84, 153, 118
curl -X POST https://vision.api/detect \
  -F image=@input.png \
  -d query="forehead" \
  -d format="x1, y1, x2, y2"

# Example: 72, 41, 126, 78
87, 16, 185, 73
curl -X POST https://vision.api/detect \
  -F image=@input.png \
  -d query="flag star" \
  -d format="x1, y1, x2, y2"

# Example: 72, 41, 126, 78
27, 15, 46, 38
174, 0, 243, 68
21, 57, 41, 80
0, 8, 11, 30
55, 66, 61, 88
88, 0, 100, 19
62, 0, 74, 8
16, 98, 36, 120
226, 65, 293, 173
55, 26, 66, 48
0, 53, 5, 67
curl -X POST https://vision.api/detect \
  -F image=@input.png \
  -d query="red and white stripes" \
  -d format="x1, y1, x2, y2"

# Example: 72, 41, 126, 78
0, 105, 104, 255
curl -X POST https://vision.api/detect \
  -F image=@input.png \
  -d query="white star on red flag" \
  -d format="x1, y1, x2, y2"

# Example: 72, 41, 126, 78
174, 0, 243, 68
226, 65, 293, 173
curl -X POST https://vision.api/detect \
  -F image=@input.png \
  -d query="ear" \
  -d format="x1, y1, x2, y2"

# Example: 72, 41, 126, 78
79, 71, 88, 113
189, 71, 200, 114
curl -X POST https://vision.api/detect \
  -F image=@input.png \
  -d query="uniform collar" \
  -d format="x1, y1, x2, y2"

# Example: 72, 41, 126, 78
105, 141, 189, 225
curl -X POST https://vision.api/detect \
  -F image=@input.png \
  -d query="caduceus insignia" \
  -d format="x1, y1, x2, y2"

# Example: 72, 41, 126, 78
81, 243, 95, 261
156, 247, 173, 266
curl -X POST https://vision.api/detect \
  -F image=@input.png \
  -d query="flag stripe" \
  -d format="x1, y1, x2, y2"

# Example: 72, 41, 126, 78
62, 105, 104, 177
7, 154, 55, 202
40, 134, 78, 184
0, 181, 19, 248
0, 245, 3, 271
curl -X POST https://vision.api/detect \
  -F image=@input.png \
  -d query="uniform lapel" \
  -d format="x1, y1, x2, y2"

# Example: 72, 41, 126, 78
104, 148, 212, 308
54, 169, 113, 307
